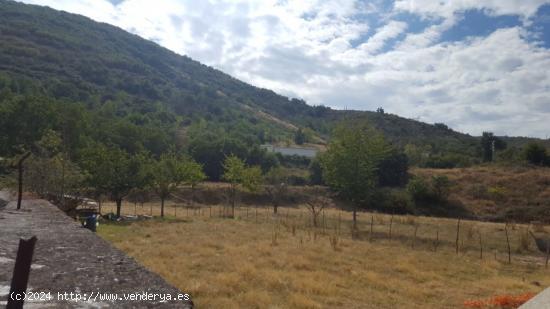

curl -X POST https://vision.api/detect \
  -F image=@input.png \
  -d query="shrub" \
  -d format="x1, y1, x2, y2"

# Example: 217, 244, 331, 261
487, 186, 507, 202
469, 184, 489, 199
524, 142, 549, 166
369, 188, 413, 213
407, 177, 431, 202
377, 150, 409, 187
407, 175, 453, 204
308, 157, 324, 185
431, 175, 451, 201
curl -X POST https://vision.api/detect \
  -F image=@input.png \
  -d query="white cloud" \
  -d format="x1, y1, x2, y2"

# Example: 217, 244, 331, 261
15, 0, 550, 138
393, 0, 549, 20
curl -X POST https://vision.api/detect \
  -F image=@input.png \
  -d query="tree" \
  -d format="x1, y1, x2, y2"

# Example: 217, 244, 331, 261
149, 153, 187, 218
306, 188, 331, 227
321, 120, 389, 231
431, 175, 452, 201
181, 158, 206, 206
80, 144, 147, 217
308, 156, 324, 185
264, 167, 288, 214
524, 143, 548, 166
189, 135, 248, 181
24, 130, 84, 200
481, 132, 506, 162
222, 155, 262, 217
294, 128, 306, 145
377, 149, 409, 187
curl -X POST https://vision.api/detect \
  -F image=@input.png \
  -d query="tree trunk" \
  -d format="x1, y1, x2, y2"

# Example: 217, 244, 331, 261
352, 205, 357, 231
115, 198, 122, 217
274, 203, 278, 214
230, 186, 236, 218
160, 197, 165, 218
191, 186, 195, 207
17, 152, 31, 210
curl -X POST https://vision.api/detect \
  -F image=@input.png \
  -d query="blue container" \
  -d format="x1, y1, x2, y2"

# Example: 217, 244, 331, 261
84, 215, 97, 232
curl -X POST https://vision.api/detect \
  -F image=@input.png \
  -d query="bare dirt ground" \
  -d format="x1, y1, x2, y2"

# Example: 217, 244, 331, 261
0, 190, 193, 308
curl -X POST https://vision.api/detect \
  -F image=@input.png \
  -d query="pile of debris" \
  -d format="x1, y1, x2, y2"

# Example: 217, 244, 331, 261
101, 213, 153, 222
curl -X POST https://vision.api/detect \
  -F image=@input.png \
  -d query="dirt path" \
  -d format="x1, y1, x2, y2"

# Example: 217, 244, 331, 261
0, 191, 193, 308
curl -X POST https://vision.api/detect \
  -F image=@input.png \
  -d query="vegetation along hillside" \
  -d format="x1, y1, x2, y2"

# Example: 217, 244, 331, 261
1, 0, 550, 222
2, 0, 547, 165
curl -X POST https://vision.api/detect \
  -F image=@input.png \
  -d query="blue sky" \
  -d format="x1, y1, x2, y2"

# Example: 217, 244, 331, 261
18, 0, 550, 138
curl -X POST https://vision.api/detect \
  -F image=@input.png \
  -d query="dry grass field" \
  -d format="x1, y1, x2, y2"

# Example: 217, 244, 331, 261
413, 166, 550, 221
98, 202, 550, 309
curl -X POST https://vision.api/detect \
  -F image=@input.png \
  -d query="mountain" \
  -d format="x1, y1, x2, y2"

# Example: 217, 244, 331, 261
0, 0, 546, 163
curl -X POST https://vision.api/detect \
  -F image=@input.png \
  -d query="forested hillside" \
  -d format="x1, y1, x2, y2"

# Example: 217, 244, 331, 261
0, 0, 547, 166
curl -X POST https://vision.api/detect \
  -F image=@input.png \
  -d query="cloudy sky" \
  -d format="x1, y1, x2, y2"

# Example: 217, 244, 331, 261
19, 0, 550, 138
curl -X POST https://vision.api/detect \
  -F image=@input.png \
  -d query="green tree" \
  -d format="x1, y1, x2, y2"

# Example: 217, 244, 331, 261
294, 128, 306, 145
377, 149, 409, 187
321, 120, 389, 230
264, 167, 288, 214
80, 144, 147, 217
149, 153, 187, 218
481, 132, 506, 162
189, 134, 248, 180
222, 155, 262, 217
524, 142, 548, 166
181, 158, 206, 206
308, 156, 324, 185
24, 130, 84, 199
431, 175, 452, 201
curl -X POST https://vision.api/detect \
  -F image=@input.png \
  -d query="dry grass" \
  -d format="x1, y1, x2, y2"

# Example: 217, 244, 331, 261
413, 166, 550, 220
98, 202, 550, 308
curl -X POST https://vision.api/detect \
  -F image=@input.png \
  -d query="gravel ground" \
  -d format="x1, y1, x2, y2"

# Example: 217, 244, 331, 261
0, 191, 193, 308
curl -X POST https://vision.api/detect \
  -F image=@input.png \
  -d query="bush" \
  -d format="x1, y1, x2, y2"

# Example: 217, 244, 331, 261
368, 188, 414, 214
406, 177, 432, 202
469, 184, 489, 199
431, 175, 451, 201
377, 150, 409, 187
487, 186, 507, 202
524, 142, 549, 166
407, 175, 453, 204
308, 157, 324, 185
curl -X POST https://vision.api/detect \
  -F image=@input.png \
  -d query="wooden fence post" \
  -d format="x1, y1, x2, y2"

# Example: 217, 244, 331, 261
7, 236, 37, 309
434, 228, 440, 252
455, 219, 461, 255
369, 215, 374, 242
505, 224, 511, 264
322, 210, 326, 234
479, 232, 483, 260
389, 214, 394, 240
412, 224, 418, 249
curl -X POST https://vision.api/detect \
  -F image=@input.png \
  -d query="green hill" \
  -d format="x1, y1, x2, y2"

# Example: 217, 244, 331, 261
0, 0, 547, 165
